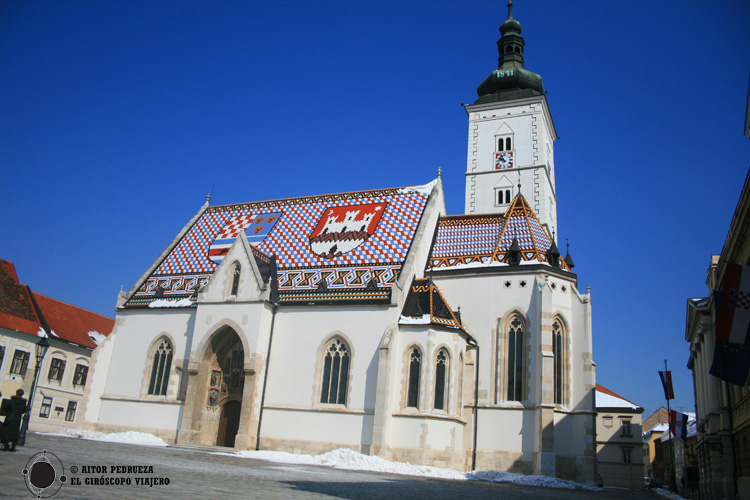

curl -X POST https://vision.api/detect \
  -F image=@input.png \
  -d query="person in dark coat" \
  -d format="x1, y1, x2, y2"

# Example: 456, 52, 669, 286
1, 389, 28, 452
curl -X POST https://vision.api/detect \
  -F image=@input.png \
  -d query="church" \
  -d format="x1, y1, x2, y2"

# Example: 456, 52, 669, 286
86, 4, 596, 482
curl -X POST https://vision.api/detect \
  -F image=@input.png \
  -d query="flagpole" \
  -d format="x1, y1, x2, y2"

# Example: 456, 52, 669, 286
664, 359, 677, 493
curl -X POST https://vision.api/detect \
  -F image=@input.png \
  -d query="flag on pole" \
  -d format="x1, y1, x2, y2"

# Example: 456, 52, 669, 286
669, 410, 689, 441
710, 263, 750, 385
659, 371, 674, 400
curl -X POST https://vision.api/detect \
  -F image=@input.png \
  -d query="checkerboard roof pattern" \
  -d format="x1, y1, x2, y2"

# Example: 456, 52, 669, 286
429, 195, 570, 270
151, 184, 431, 276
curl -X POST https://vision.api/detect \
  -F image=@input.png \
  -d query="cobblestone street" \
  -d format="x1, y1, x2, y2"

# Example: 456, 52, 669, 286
0, 434, 669, 500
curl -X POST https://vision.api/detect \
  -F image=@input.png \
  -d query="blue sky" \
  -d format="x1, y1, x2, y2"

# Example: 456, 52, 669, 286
1, 1, 748, 419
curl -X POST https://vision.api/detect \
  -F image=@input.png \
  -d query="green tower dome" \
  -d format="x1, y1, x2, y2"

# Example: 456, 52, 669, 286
475, 1, 545, 104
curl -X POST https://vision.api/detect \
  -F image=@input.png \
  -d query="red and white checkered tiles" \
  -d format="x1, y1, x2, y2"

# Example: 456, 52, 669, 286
152, 189, 429, 289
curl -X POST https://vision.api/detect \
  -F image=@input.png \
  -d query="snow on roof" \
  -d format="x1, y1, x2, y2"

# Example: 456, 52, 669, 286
595, 384, 641, 410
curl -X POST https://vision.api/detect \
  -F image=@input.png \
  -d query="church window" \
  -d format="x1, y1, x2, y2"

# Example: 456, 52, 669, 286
552, 319, 565, 405
230, 262, 241, 296
0, 346, 5, 370
434, 348, 449, 410
407, 347, 421, 408
320, 338, 350, 405
48, 357, 65, 381
506, 137, 512, 150
148, 338, 173, 396
458, 353, 464, 412
507, 316, 525, 401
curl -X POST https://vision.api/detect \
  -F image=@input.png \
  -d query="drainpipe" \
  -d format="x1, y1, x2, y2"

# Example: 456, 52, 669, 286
469, 338, 479, 472
255, 302, 277, 451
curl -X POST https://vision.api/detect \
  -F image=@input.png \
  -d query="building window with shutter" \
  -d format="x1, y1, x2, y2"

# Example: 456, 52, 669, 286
73, 364, 89, 387
10, 350, 29, 376
39, 397, 52, 418
48, 358, 66, 381
65, 401, 77, 422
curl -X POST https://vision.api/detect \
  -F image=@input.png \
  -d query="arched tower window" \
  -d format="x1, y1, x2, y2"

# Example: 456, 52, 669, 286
230, 262, 241, 296
148, 338, 173, 396
507, 316, 525, 401
407, 347, 421, 408
552, 319, 566, 405
434, 348, 449, 410
320, 338, 350, 405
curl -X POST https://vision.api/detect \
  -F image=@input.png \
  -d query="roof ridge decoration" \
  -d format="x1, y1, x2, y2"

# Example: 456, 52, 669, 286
122, 181, 436, 308
428, 195, 571, 272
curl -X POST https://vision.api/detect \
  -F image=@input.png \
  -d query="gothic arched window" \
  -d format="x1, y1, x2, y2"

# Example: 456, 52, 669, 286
434, 348, 449, 410
230, 262, 241, 296
320, 338, 350, 405
148, 338, 173, 396
507, 316, 525, 401
552, 319, 565, 405
407, 347, 421, 408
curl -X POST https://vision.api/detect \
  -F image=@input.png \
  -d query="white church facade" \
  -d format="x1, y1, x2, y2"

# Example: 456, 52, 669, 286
86, 4, 596, 482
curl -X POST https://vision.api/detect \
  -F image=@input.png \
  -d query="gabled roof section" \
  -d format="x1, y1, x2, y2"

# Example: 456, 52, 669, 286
400, 278, 466, 333
33, 293, 115, 349
0, 259, 114, 349
123, 181, 437, 308
0, 259, 41, 336
428, 195, 570, 271
595, 384, 642, 411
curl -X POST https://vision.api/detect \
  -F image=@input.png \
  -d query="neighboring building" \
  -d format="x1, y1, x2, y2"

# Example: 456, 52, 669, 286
642, 407, 670, 480
595, 384, 644, 488
0, 259, 114, 433
685, 166, 750, 499
88, 5, 597, 481
652, 418, 698, 493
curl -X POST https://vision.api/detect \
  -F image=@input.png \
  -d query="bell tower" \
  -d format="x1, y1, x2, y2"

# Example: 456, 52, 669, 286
464, 1, 558, 239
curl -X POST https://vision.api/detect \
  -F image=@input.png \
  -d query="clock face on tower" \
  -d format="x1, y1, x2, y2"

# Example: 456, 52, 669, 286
494, 151, 514, 169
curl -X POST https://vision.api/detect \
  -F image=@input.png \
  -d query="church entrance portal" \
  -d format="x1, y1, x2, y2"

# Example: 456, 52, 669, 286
207, 333, 245, 447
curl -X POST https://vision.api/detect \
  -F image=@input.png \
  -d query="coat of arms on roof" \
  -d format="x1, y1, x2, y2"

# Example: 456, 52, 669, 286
309, 203, 387, 259
208, 212, 282, 264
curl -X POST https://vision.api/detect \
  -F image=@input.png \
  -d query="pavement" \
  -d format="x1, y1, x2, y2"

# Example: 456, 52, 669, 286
0, 433, 667, 500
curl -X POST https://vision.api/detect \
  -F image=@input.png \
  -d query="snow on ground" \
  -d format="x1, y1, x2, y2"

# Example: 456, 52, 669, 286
38, 429, 168, 447
36, 429, 604, 490
225, 448, 599, 490
654, 488, 687, 500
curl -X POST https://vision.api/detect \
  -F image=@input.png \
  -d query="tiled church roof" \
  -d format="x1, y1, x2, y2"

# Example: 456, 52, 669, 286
428, 195, 571, 271
124, 182, 436, 307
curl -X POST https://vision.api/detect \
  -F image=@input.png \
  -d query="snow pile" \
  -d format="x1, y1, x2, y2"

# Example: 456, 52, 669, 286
148, 298, 194, 308
399, 314, 431, 325
469, 470, 597, 490
227, 448, 465, 480
228, 447, 601, 489
654, 488, 687, 500
47, 429, 168, 447
88, 331, 107, 345
398, 178, 438, 196
36, 327, 59, 338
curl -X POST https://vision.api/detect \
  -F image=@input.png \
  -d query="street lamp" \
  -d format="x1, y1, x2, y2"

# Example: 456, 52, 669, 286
17, 334, 50, 446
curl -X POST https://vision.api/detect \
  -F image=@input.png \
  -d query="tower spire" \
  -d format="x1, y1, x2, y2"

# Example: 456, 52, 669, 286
475, 1, 545, 104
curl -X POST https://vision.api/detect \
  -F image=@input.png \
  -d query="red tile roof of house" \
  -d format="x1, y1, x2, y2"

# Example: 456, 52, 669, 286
0, 259, 114, 349
595, 383, 641, 409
